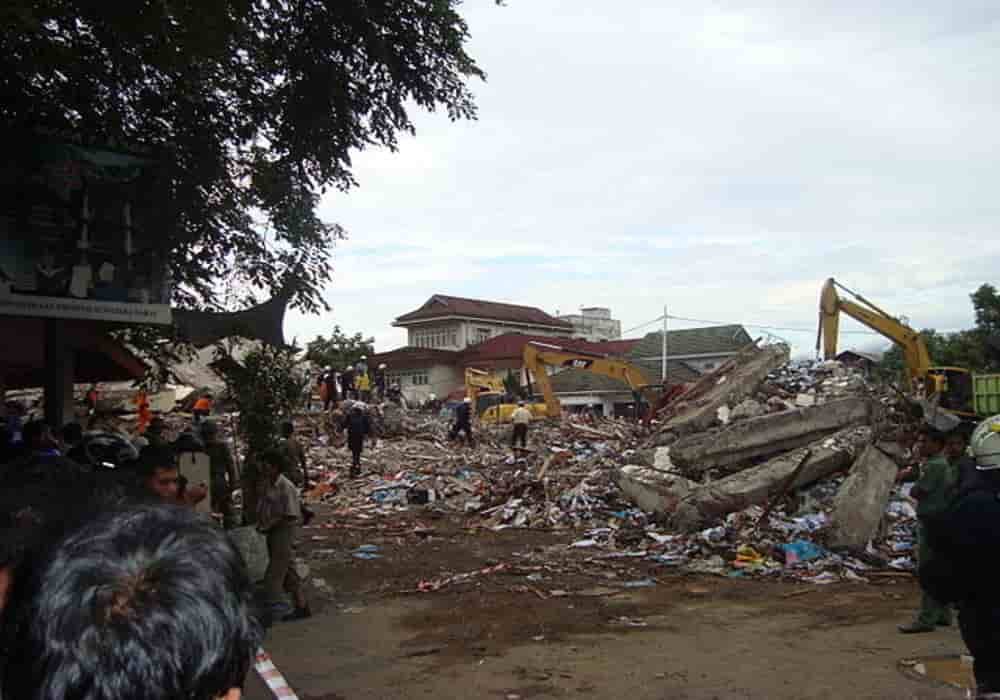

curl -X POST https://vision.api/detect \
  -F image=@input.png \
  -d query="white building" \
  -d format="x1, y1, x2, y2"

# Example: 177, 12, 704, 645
376, 294, 575, 404
558, 307, 622, 342
393, 294, 574, 351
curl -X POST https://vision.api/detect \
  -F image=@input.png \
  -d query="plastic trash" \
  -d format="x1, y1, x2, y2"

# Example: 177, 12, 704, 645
781, 539, 824, 565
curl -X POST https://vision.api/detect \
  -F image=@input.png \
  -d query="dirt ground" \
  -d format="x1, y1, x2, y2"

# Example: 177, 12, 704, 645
244, 506, 969, 700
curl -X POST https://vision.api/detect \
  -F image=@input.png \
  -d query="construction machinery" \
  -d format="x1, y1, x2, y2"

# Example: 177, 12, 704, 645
521, 341, 662, 420
464, 368, 546, 424
817, 278, 977, 416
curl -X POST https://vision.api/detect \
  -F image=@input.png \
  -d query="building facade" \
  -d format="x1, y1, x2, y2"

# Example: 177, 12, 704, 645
557, 307, 622, 342
394, 295, 574, 351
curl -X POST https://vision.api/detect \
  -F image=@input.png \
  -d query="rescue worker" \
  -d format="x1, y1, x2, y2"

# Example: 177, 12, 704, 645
449, 397, 474, 447
510, 400, 531, 449
323, 367, 339, 410
200, 420, 239, 529
374, 363, 388, 401
341, 404, 373, 478
356, 370, 372, 403
921, 415, 1000, 697
355, 354, 368, 378
192, 392, 213, 424
899, 421, 959, 633
340, 365, 355, 401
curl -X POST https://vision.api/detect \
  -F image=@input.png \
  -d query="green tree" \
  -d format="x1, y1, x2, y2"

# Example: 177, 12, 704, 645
972, 284, 1000, 337
305, 326, 375, 372
1, 0, 489, 312
214, 343, 310, 456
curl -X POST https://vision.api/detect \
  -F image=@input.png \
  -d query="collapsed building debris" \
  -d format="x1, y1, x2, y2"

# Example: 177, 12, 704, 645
104, 344, 926, 590
651, 343, 791, 442
670, 427, 871, 531
668, 398, 872, 478
827, 444, 901, 550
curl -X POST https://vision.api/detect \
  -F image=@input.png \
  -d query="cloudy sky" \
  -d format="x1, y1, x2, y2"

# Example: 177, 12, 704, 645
285, 1, 1000, 358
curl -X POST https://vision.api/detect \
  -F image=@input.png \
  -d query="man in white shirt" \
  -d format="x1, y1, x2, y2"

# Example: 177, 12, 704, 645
510, 401, 532, 449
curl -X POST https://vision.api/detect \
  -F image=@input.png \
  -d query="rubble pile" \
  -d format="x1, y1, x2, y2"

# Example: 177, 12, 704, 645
109, 341, 923, 590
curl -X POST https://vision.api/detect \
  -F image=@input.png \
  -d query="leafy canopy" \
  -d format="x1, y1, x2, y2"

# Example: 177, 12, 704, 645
1, 0, 487, 311
305, 326, 375, 372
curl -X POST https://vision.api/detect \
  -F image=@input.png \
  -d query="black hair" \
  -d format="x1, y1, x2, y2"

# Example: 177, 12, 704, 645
918, 425, 948, 444
3, 504, 262, 700
280, 421, 294, 436
260, 447, 288, 472
135, 447, 178, 480
60, 422, 83, 445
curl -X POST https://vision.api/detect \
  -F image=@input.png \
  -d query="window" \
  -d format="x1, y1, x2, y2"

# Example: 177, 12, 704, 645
475, 327, 491, 344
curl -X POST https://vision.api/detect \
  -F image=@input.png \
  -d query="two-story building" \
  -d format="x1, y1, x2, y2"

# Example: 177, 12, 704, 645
374, 295, 574, 403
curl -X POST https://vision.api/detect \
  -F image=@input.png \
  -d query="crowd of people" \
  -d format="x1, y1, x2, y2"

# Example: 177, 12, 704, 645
897, 411, 1000, 698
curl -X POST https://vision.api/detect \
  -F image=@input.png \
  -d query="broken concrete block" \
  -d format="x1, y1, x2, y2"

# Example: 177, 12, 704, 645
670, 427, 870, 531
669, 397, 871, 477
827, 444, 899, 550
656, 344, 790, 441
616, 465, 695, 516
795, 393, 816, 408
730, 399, 765, 421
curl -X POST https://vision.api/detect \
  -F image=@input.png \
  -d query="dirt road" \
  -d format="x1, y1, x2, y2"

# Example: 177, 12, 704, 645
245, 511, 968, 700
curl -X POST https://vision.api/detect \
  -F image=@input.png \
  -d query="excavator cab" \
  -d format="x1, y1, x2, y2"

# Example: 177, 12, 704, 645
927, 367, 975, 416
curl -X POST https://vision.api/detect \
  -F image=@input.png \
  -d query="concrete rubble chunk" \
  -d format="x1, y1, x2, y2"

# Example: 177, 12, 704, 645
827, 444, 900, 550
653, 344, 791, 443
668, 397, 872, 477
669, 427, 872, 532
617, 464, 695, 515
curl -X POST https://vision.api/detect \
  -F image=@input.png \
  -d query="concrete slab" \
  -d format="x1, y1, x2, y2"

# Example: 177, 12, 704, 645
827, 444, 900, 550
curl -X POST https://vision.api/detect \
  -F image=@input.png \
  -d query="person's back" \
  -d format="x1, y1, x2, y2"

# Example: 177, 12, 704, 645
344, 410, 370, 439
511, 406, 532, 425
3, 504, 262, 700
455, 401, 471, 425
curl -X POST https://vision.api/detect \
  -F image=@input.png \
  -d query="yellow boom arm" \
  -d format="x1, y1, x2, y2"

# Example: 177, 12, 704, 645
464, 368, 505, 413
817, 278, 932, 383
522, 342, 654, 419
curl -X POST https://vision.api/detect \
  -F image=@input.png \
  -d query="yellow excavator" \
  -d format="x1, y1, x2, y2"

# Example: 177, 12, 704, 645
521, 341, 662, 419
817, 278, 975, 416
464, 368, 546, 424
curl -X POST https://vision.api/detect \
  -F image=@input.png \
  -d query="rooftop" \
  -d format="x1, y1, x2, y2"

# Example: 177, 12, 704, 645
394, 295, 573, 329
460, 333, 641, 370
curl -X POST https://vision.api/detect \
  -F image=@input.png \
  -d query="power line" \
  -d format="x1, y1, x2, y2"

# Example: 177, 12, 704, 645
622, 314, 665, 335
666, 313, 878, 336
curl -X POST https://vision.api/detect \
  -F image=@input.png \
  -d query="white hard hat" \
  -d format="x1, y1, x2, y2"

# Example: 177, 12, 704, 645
361, 355, 367, 360
378, 363, 387, 369
345, 365, 352, 371
971, 414, 1000, 471
463, 397, 472, 403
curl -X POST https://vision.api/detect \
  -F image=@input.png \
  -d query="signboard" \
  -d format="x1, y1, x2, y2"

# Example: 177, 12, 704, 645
0, 132, 172, 325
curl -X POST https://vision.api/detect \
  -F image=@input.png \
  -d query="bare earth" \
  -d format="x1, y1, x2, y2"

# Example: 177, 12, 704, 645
245, 508, 967, 700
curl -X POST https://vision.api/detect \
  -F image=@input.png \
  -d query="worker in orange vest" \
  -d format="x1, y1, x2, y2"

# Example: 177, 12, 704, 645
192, 392, 213, 424
134, 390, 152, 434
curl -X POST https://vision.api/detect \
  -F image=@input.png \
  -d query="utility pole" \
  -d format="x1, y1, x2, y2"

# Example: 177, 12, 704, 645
661, 305, 668, 384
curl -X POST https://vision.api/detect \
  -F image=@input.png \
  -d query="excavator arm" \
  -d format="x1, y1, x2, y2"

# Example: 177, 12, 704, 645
818, 278, 932, 383
464, 368, 505, 414
522, 342, 655, 419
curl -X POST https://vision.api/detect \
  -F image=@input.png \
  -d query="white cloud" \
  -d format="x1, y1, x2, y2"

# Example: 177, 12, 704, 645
288, 1, 1000, 358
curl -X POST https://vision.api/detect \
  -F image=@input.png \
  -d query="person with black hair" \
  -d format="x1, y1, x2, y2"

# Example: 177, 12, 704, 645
2, 504, 262, 700
257, 448, 310, 622
340, 405, 373, 478
922, 415, 1000, 698
20, 421, 60, 458
135, 447, 182, 503
201, 421, 238, 529
279, 421, 314, 527
899, 423, 959, 633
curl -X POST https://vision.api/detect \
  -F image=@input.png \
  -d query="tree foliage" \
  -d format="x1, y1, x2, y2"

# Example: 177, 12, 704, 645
304, 326, 375, 371
0, 0, 487, 311
880, 283, 1000, 378
214, 343, 309, 455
